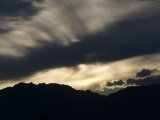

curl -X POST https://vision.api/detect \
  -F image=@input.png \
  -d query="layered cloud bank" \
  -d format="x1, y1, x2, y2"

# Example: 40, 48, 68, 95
106, 68, 160, 87
0, 0, 160, 94
98, 67, 160, 95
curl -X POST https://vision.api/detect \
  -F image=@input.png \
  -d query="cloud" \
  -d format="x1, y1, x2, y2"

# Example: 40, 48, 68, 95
126, 69, 160, 86
93, 67, 160, 95
105, 68, 160, 88
0, 27, 13, 34
0, 0, 153, 56
0, 0, 43, 19
95, 87, 122, 96
0, 54, 160, 97
136, 68, 155, 77
106, 80, 124, 87
0, 0, 160, 82
0, 0, 44, 54
126, 75, 160, 86
140, 0, 160, 2
0, 0, 44, 33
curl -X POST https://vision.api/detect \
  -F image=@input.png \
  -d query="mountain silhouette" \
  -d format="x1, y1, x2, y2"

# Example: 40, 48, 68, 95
0, 82, 160, 120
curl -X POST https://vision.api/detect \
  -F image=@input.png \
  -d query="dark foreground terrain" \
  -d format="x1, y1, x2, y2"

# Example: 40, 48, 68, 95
0, 83, 160, 120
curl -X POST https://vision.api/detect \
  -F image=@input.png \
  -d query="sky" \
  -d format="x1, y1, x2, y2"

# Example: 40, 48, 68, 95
0, 0, 160, 95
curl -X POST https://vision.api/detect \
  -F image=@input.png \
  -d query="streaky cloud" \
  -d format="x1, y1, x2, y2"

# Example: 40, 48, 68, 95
0, 0, 160, 83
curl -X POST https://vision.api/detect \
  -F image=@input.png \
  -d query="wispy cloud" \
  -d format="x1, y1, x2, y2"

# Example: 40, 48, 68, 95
0, 0, 152, 56
0, 0, 160, 92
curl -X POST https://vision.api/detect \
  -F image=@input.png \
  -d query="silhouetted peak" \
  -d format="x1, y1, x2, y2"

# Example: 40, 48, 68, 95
13, 82, 35, 88
107, 84, 160, 102
1, 83, 160, 120
12, 82, 75, 91
1, 82, 104, 100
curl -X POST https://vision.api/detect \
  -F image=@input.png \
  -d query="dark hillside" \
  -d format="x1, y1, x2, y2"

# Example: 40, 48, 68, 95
1, 83, 160, 120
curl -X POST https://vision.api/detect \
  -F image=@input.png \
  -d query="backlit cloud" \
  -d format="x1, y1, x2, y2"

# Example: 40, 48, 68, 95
0, 0, 160, 94
1, 53, 160, 92
0, 0, 153, 56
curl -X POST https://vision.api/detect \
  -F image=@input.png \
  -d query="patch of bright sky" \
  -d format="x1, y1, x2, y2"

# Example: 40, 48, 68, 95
1, 53, 160, 94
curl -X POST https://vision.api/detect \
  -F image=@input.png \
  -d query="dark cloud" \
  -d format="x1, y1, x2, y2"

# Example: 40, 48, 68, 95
105, 68, 160, 89
0, 0, 44, 19
0, 0, 44, 33
0, 3, 160, 81
0, 27, 13, 34
140, 0, 160, 2
136, 69, 155, 77
126, 75, 160, 86
126, 68, 160, 86
97, 68, 160, 95
106, 80, 124, 87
